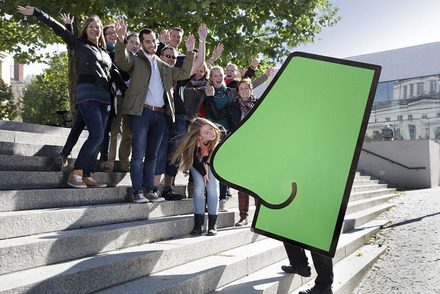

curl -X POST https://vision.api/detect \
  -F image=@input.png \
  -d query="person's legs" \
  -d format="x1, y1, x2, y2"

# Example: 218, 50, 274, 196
61, 110, 86, 157
310, 252, 333, 291
129, 109, 150, 194
190, 167, 206, 215
100, 114, 113, 163
236, 191, 249, 226
205, 166, 219, 215
74, 101, 109, 177
143, 109, 165, 194
108, 103, 123, 169
162, 114, 186, 200
282, 242, 312, 277
118, 114, 132, 171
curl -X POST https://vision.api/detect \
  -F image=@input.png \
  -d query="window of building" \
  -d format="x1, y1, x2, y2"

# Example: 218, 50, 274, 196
425, 128, 430, 139
422, 114, 428, 119
397, 115, 403, 121
430, 80, 437, 93
416, 82, 423, 96
409, 124, 416, 140
408, 114, 413, 120
403, 85, 408, 99
385, 117, 391, 122
410, 84, 414, 97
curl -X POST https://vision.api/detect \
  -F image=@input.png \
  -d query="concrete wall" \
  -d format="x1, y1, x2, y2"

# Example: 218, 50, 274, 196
358, 140, 440, 188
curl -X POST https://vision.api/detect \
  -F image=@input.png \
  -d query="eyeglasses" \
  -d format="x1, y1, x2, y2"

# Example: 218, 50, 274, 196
165, 54, 177, 59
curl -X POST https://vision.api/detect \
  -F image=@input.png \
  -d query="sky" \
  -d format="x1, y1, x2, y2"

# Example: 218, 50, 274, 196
23, 0, 440, 76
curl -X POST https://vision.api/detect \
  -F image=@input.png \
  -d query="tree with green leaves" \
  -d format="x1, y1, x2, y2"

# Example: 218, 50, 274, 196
1, 0, 340, 118
0, 78, 18, 120
21, 52, 70, 126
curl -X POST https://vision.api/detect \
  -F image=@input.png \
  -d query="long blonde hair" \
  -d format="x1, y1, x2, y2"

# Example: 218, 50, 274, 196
78, 16, 107, 49
172, 118, 221, 172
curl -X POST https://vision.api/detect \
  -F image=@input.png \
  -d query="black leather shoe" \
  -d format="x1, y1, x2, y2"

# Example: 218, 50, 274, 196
281, 264, 312, 277
162, 190, 184, 201
299, 286, 333, 294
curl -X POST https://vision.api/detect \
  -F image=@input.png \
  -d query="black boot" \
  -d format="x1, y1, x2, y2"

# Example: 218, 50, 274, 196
207, 214, 218, 236
191, 214, 204, 235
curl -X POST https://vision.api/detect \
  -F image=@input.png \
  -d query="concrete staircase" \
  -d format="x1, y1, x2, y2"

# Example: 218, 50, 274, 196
0, 120, 397, 293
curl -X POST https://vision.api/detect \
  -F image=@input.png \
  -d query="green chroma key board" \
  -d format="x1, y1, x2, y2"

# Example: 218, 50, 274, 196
211, 52, 381, 257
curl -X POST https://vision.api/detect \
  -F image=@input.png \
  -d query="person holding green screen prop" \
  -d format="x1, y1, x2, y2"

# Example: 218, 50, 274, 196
211, 52, 381, 257
211, 52, 380, 293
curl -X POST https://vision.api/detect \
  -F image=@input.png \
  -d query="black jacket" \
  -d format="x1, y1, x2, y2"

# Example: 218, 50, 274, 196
33, 8, 112, 91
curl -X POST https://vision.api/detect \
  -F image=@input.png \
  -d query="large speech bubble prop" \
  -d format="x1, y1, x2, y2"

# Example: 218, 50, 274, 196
211, 52, 381, 257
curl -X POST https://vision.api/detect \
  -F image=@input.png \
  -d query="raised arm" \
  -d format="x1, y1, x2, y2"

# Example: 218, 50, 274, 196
206, 43, 223, 67
17, 6, 76, 49
114, 18, 134, 72
251, 67, 275, 89
191, 23, 208, 75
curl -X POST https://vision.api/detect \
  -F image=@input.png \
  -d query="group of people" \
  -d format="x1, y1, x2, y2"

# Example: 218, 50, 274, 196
17, 6, 333, 294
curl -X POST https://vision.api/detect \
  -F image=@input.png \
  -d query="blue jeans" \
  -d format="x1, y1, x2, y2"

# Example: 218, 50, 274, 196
99, 114, 113, 162
74, 101, 110, 176
190, 165, 219, 215
61, 110, 85, 157
130, 107, 165, 194
155, 114, 186, 177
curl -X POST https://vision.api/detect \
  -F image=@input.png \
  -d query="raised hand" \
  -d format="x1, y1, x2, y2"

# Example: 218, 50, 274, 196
159, 30, 170, 44
250, 54, 260, 70
185, 34, 196, 52
115, 18, 127, 42
205, 85, 214, 96
213, 43, 224, 60
59, 13, 74, 25
16, 5, 34, 16
198, 23, 208, 41
265, 67, 275, 77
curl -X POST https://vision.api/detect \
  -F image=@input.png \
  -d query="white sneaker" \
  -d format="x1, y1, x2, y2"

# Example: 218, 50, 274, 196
146, 189, 165, 202
219, 199, 228, 212
133, 190, 149, 203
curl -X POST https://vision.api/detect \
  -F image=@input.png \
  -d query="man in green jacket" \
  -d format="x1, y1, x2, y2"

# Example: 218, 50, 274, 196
115, 19, 196, 203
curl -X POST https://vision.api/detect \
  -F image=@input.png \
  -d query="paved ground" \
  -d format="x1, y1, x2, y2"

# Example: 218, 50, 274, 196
352, 187, 440, 294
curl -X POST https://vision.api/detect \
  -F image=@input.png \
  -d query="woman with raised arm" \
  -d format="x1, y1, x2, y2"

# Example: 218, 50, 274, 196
17, 5, 113, 188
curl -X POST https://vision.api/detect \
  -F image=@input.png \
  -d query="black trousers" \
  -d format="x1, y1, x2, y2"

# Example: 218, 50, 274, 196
284, 242, 333, 290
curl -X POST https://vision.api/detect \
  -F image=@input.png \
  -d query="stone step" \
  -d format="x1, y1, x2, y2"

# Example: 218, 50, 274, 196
209, 219, 388, 294
349, 188, 396, 202
97, 220, 387, 294
0, 129, 87, 148
346, 194, 396, 215
0, 171, 132, 190
351, 183, 389, 193
0, 120, 80, 137
0, 185, 186, 212
0, 207, 256, 274
341, 202, 394, 233
0, 141, 81, 157
0, 226, 266, 293
298, 245, 387, 294
0, 200, 198, 239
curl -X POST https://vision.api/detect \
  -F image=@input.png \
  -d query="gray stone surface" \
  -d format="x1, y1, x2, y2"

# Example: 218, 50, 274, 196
353, 187, 440, 293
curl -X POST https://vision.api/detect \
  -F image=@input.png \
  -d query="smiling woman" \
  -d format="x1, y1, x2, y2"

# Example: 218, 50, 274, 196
17, 5, 113, 189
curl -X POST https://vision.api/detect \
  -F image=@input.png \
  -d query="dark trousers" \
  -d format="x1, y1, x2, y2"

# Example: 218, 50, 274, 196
60, 110, 85, 157
74, 101, 110, 176
284, 242, 333, 290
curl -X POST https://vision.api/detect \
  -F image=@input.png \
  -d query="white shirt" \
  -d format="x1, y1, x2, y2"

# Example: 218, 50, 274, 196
144, 52, 165, 107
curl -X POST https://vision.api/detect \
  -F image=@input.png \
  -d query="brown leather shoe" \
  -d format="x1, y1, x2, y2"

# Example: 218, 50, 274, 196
82, 172, 107, 188
68, 170, 87, 188
235, 218, 248, 226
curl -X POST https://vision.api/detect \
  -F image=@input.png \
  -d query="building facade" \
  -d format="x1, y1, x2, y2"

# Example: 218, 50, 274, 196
348, 42, 440, 141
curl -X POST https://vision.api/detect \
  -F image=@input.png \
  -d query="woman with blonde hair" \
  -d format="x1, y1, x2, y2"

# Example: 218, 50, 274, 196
17, 5, 114, 189
172, 118, 221, 236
